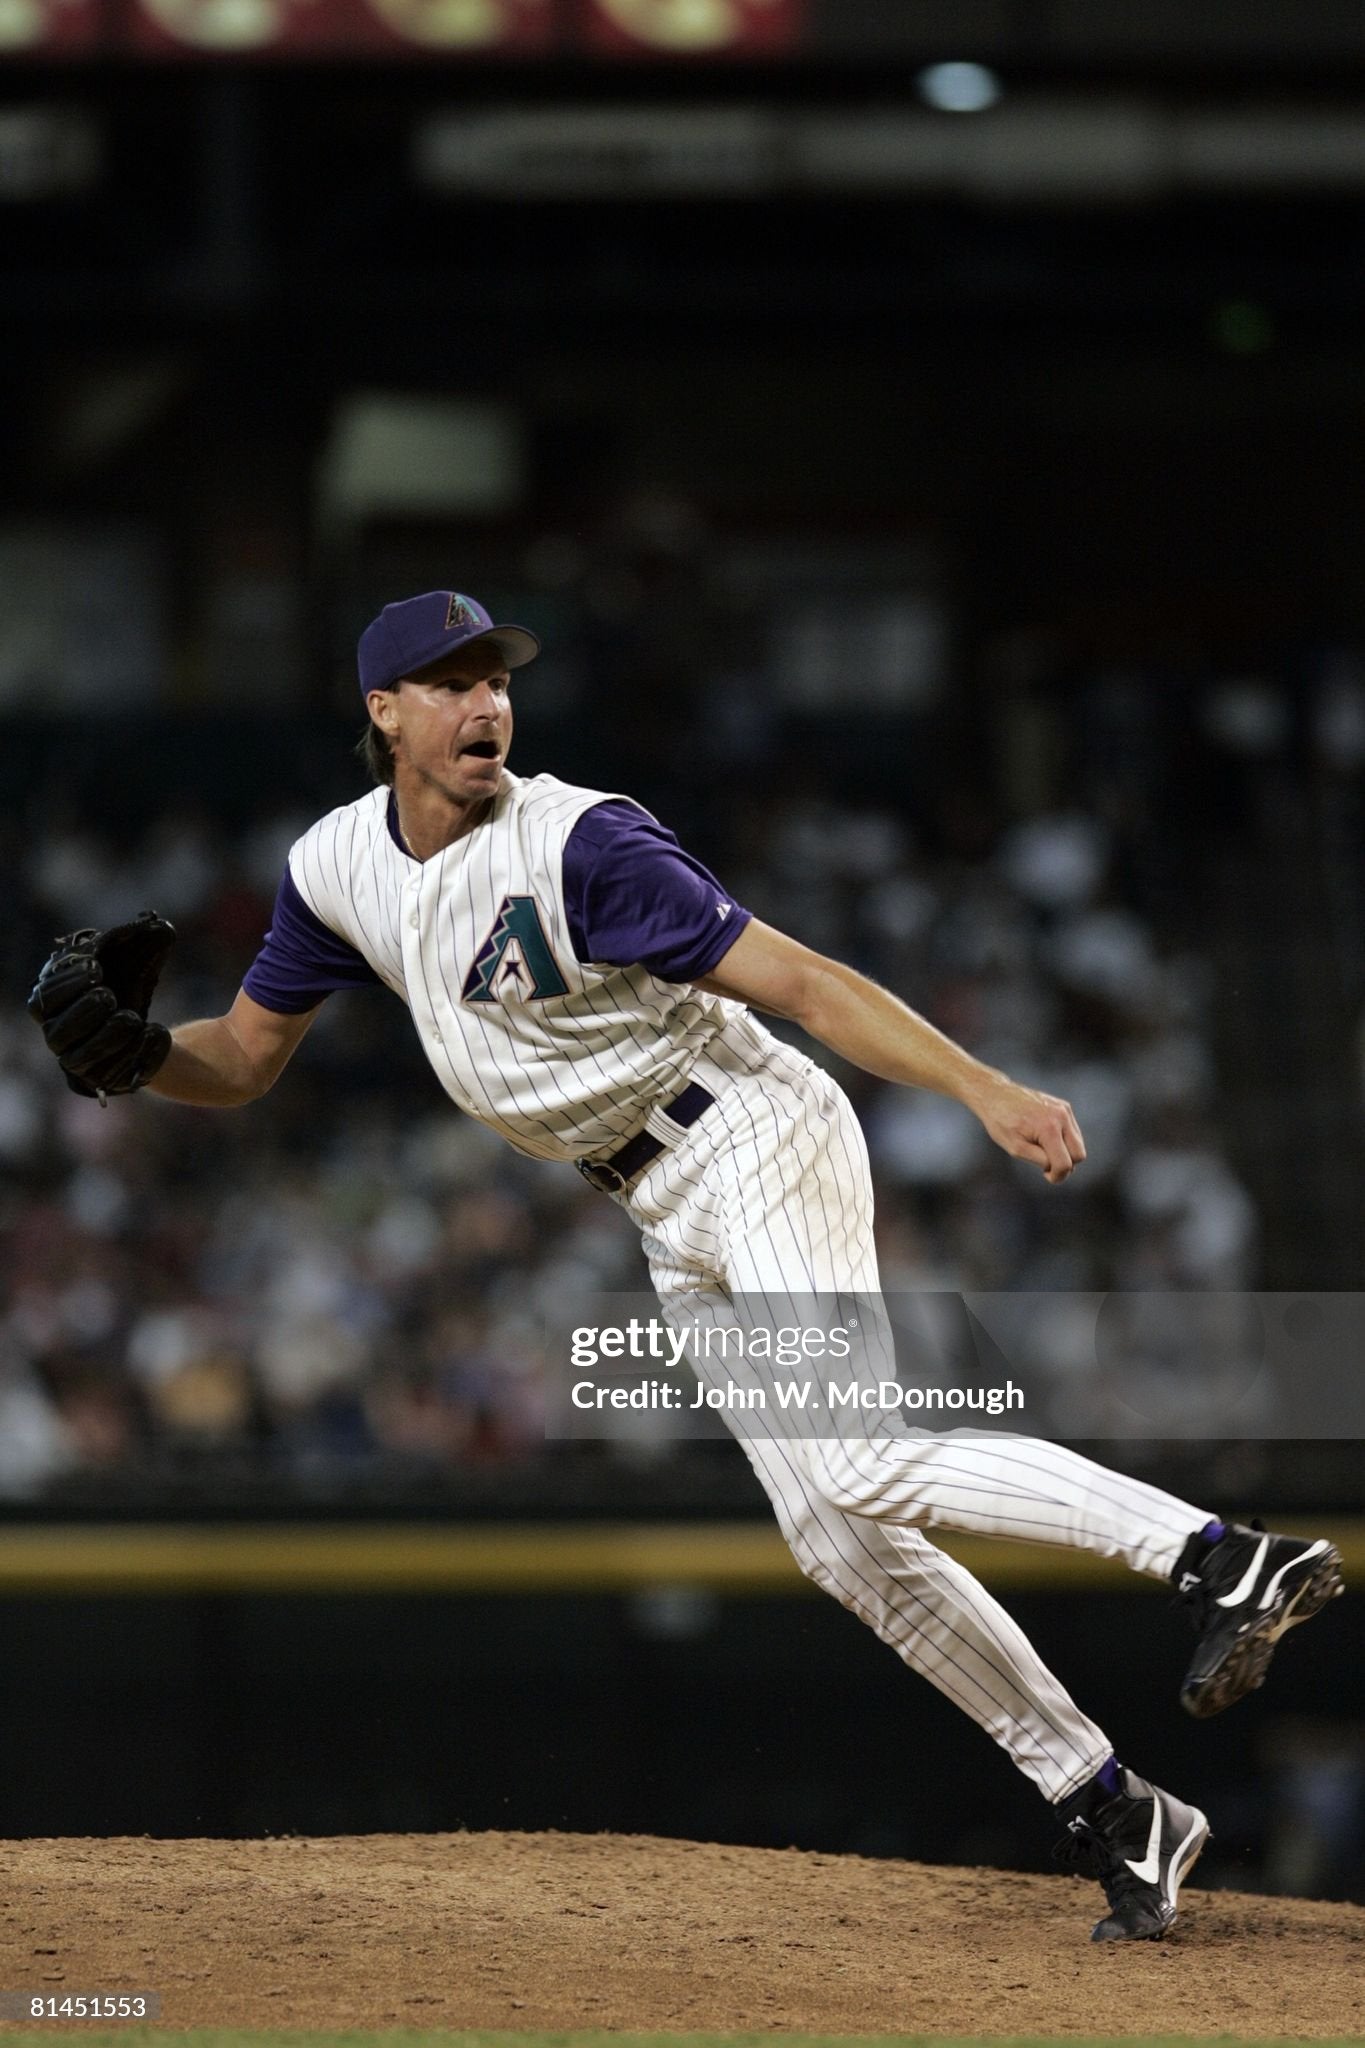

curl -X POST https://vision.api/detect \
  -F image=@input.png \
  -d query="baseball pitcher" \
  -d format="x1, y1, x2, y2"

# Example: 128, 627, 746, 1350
29, 590, 1344, 1940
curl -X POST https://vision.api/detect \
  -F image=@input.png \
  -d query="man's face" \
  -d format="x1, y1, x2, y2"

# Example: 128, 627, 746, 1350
370, 640, 514, 806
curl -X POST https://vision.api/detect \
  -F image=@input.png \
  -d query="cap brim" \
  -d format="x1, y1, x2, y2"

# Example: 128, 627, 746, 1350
472, 625, 540, 669
385, 621, 543, 691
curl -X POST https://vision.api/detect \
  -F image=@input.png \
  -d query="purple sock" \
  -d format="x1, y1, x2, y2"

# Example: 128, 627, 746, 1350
1058, 1752, 1123, 1820
1092, 1755, 1122, 1799
1201, 1519, 1226, 1545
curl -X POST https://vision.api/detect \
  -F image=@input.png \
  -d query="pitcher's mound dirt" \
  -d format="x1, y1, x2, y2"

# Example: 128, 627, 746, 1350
2, 1831, 1363, 2036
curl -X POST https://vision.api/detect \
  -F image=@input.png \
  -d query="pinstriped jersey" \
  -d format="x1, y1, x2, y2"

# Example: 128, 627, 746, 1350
283, 773, 746, 1163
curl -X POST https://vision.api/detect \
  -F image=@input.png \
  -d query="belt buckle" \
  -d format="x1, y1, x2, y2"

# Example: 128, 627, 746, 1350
577, 1158, 627, 1195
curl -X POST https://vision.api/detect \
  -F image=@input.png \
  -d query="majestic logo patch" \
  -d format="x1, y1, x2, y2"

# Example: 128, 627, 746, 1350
445, 593, 475, 630
463, 895, 569, 1003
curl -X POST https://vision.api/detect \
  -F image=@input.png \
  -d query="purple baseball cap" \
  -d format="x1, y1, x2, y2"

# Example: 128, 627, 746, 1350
358, 591, 540, 699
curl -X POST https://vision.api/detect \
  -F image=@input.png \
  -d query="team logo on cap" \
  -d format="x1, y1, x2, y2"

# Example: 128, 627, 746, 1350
445, 594, 475, 630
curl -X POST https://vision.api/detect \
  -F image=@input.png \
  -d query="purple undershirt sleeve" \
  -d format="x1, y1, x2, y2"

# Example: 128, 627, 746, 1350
241, 865, 382, 1015
563, 800, 752, 982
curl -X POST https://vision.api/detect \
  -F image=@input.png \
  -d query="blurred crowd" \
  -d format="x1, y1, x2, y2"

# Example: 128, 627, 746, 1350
6, 485, 1365, 1502
0, 682, 1266, 1499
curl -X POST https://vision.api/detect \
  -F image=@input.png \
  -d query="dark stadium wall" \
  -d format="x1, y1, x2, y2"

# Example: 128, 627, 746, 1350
3, 1587, 1361, 1901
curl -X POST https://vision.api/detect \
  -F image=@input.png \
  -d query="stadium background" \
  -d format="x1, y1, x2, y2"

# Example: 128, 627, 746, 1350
1, 0, 1363, 1921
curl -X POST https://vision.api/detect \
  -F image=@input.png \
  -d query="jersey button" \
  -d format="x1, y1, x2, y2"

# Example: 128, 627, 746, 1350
408, 912, 419, 929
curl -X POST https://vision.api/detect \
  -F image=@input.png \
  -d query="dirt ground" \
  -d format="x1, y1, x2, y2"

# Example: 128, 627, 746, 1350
1, 1831, 1362, 2036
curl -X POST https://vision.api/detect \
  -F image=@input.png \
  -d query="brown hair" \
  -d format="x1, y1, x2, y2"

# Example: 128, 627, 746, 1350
357, 681, 401, 786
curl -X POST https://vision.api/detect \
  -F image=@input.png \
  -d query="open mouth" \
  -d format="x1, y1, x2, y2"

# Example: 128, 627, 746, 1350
461, 741, 500, 759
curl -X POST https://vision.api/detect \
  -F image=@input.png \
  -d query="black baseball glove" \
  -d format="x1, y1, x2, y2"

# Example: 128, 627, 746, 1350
28, 912, 176, 1102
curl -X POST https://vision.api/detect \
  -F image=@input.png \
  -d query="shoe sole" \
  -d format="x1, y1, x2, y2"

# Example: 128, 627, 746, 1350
1170, 1810, 1211, 1915
1182, 1546, 1345, 1719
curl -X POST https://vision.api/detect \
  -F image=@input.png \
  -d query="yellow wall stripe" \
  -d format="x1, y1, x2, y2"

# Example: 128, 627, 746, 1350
0, 1519, 1356, 1596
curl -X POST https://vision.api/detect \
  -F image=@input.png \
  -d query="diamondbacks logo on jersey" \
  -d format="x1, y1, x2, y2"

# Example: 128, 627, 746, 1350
463, 895, 569, 1002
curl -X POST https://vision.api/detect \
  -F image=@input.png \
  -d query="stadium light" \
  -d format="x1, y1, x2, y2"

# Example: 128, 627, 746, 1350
916, 62, 1002, 114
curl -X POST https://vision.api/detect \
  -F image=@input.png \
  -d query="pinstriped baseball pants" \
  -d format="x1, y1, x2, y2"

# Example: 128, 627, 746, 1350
624, 1011, 1211, 1805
